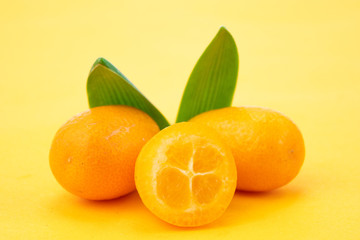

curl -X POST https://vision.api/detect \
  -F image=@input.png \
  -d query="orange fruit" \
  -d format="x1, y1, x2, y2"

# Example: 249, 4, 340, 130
49, 105, 159, 200
135, 122, 237, 227
190, 106, 305, 192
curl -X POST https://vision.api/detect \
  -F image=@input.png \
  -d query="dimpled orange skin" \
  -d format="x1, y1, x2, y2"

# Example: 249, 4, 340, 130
190, 106, 305, 192
49, 105, 159, 200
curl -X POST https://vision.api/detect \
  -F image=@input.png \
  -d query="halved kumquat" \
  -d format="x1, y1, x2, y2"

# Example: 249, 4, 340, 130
135, 122, 237, 227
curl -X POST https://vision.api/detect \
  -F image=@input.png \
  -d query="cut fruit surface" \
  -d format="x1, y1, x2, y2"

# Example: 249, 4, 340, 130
135, 122, 237, 227
156, 167, 190, 209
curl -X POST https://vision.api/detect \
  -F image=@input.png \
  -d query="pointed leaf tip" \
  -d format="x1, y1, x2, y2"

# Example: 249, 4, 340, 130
218, 25, 227, 33
90, 57, 106, 72
176, 27, 239, 122
87, 58, 170, 129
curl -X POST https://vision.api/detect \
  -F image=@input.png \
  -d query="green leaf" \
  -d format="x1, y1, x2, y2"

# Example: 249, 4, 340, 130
176, 26, 239, 122
87, 58, 170, 129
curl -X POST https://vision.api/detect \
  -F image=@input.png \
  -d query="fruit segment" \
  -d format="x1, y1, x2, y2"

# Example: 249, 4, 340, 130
156, 167, 190, 209
192, 174, 222, 204
165, 142, 193, 170
193, 146, 221, 173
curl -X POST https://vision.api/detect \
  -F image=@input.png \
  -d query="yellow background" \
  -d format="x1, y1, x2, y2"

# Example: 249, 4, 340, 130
1, 0, 359, 239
